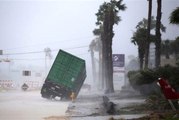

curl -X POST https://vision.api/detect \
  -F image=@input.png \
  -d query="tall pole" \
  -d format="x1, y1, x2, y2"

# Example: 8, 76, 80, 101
155, 0, 162, 68
145, 0, 152, 69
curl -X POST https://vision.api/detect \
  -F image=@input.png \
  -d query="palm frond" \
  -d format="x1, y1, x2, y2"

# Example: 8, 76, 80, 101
170, 7, 179, 24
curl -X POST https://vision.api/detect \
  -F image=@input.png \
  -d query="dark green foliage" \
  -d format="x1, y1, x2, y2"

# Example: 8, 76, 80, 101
93, 28, 102, 36
128, 69, 157, 87
156, 65, 179, 90
161, 37, 179, 60
145, 94, 171, 110
127, 71, 142, 89
136, 16, 166, 32
95, 0, 126, 26
128, 65, 179, 94
138, 69, 158, 85
161, 40, 171, 59
170, 7, 179, 24
170, 37, 179, 58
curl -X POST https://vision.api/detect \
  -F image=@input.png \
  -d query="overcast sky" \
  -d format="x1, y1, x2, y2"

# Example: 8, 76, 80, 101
0, 0, 179, 69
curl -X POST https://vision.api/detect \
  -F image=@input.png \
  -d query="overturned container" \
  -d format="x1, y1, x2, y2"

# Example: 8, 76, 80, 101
41, 49, 86, 100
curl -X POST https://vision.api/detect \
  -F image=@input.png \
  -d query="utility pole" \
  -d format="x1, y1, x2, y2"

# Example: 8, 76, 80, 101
145, 0, 152, 69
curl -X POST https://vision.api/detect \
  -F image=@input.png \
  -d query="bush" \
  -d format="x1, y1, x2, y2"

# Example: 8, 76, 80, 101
127, 70, 158, 95
145, 94, 170, 110
127, 71, 142, 89
155, 65, 179, 90
128, 65, 179, 95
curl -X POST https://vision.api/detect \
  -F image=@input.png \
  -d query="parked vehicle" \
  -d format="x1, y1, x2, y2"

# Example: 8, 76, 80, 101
41, 49, 86, 100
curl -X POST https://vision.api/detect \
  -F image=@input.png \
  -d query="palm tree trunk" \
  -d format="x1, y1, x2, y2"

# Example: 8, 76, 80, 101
99, 50, 103, 89
108, 8, 114, 93
90, 49, 96, 84
108, 40, 114, 93
104, 8, 114, 93
145, 0, 152, 69
102, 9, 114, 93
101, 33, 106, 90
155, 0, 162, 68
103, 37, 108, 91
98, 37, 103, 89
139, 48, 144, 70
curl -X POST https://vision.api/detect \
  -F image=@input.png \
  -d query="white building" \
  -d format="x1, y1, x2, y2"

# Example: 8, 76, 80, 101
0, 62, 46, 90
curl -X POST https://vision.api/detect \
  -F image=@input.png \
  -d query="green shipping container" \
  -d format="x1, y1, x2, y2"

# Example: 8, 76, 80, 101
41, 49, 86, 100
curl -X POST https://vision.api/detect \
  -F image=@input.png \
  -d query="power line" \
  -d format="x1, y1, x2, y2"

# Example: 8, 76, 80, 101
10, 58, 45, 61
3, 36, 93, 51
3, 52, 90, 61
3, 50, 45, 56
2, 45, 89, 56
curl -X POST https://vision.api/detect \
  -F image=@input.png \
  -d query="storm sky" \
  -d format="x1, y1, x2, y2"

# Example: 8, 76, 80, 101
0, 0, 179, 68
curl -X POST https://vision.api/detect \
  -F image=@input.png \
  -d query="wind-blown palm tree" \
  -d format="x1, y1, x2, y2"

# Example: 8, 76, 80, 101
133, 17, 165, 69
131, 28, 156, 70
94, 0, 126, 93
131, 28, 147, 70
89, 38, 100, 85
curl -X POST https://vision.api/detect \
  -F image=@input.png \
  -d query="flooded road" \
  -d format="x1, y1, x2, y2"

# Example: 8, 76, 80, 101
66, 90, 147, 120
0, 90, 69, 120
0, 90, 147, 120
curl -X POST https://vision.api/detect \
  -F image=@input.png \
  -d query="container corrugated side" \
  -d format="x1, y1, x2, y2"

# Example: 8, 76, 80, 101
46, 50, 86, 89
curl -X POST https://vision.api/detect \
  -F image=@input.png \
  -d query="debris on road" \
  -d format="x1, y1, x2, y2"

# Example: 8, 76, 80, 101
66, 91, 147, 120
102, 96, 116, 114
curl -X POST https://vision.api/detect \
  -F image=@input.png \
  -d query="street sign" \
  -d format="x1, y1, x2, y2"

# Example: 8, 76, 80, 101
112, 54, 125, 89
112, 54, 125, 67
